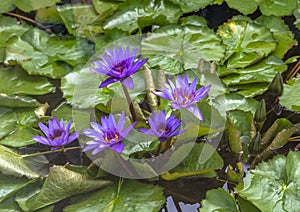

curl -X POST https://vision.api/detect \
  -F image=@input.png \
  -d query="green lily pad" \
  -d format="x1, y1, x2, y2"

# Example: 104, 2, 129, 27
0, 145, 48, 178
222, 93, 259, 114
225, 0, 260, 15
64, 180, 165, 212
104, 0, 182, 33
201, 188, 240, 212
142, 16, 225, 73
92, 0, 120, 20
0, 107, 17, 139
0, 0, 15, 13
0, 93, 39, 108
255, 15, 297, 59
0, 174, 35, 203
217, 17, 276, 68
16, 166, 112, 211
168, 0, 214, 13
15, 0, 60, 12
0, 106, 44, 147
228, 110, 255, 159
259, 0, 297, 16
237, 151, 300, 212
294, 3, 300, 30
56, 4, 104, 37
280, 78, 300, 111
161, 142, 224, 180
0, 197, 22, 211
219, 56, 287, 97
5, 28, 93, 78
0, 66, 54, 95
61, 67, 114, 108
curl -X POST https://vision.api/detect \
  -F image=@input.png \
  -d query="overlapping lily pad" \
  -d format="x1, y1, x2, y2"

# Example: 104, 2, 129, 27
237, 151, 300, 212
15, 166, 112, 211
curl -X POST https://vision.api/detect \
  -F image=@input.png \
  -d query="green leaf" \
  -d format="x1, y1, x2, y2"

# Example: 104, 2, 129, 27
255, 15, 297, 59
201, 188, 239, 212
0, 174, 34, 203
0, 197, 22, 211
225, 0, 260, 15
0, 66, 54, 95
252, 118, 296, 165
0, 145, 48, 178
0, 107, 17, 139
0, 93, 39, 108
18, 166, 112, 211
4, 27, 92, 78
0, 16, 30, 63
261, 118, 294, 144
142, 16, 225, 73
56, 4, 104, 37
161, 143, 224, 180
0, 0, 15, 13
0, 126, 38, 147
15, 0, 60, 12
259, 0, 297, 16
228, 110, 255, 159
92, 0, 120, 19
65, 180, 165, 212
222, 93, 259, 114
217, 17, 276, 68
104, 0, 182, 32
35, 7, 62, 24
294, 2, 300, 30
280, 78, 300, 111
237, 151, 300, 212
61, 67, 114, 108
219, 56, 287, 97
168, 0, 214, 13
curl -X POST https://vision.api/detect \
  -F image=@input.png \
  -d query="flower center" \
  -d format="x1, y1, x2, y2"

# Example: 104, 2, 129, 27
173, 88, 194, 106
113, 61, 127, 73
50, 129, 63, 140
104, 133, 119, 143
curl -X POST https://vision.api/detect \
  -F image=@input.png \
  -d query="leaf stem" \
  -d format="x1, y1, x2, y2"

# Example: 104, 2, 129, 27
3, 12, 53, 34
21, 146, 81, 158
122, 84, 137, 121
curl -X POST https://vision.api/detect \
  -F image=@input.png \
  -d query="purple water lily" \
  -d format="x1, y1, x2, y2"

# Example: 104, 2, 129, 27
153, 73, 211, 120
83, 112, 136, 154
32, 117, 79, 150
94, 46, 148, 89
139, 111, 184, 142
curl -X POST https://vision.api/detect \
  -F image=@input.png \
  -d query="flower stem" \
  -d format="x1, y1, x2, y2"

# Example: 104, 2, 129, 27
156, 142, 163, 156
21, 146, 81, 158
122, 84, 137, 121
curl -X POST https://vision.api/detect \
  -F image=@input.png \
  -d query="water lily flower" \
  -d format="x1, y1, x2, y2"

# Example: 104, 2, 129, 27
139, 110, 184, 142
153, 73, 211, 120
94, 46, 148, 89
83, 112, 136, 154
32, 117, 79, 150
